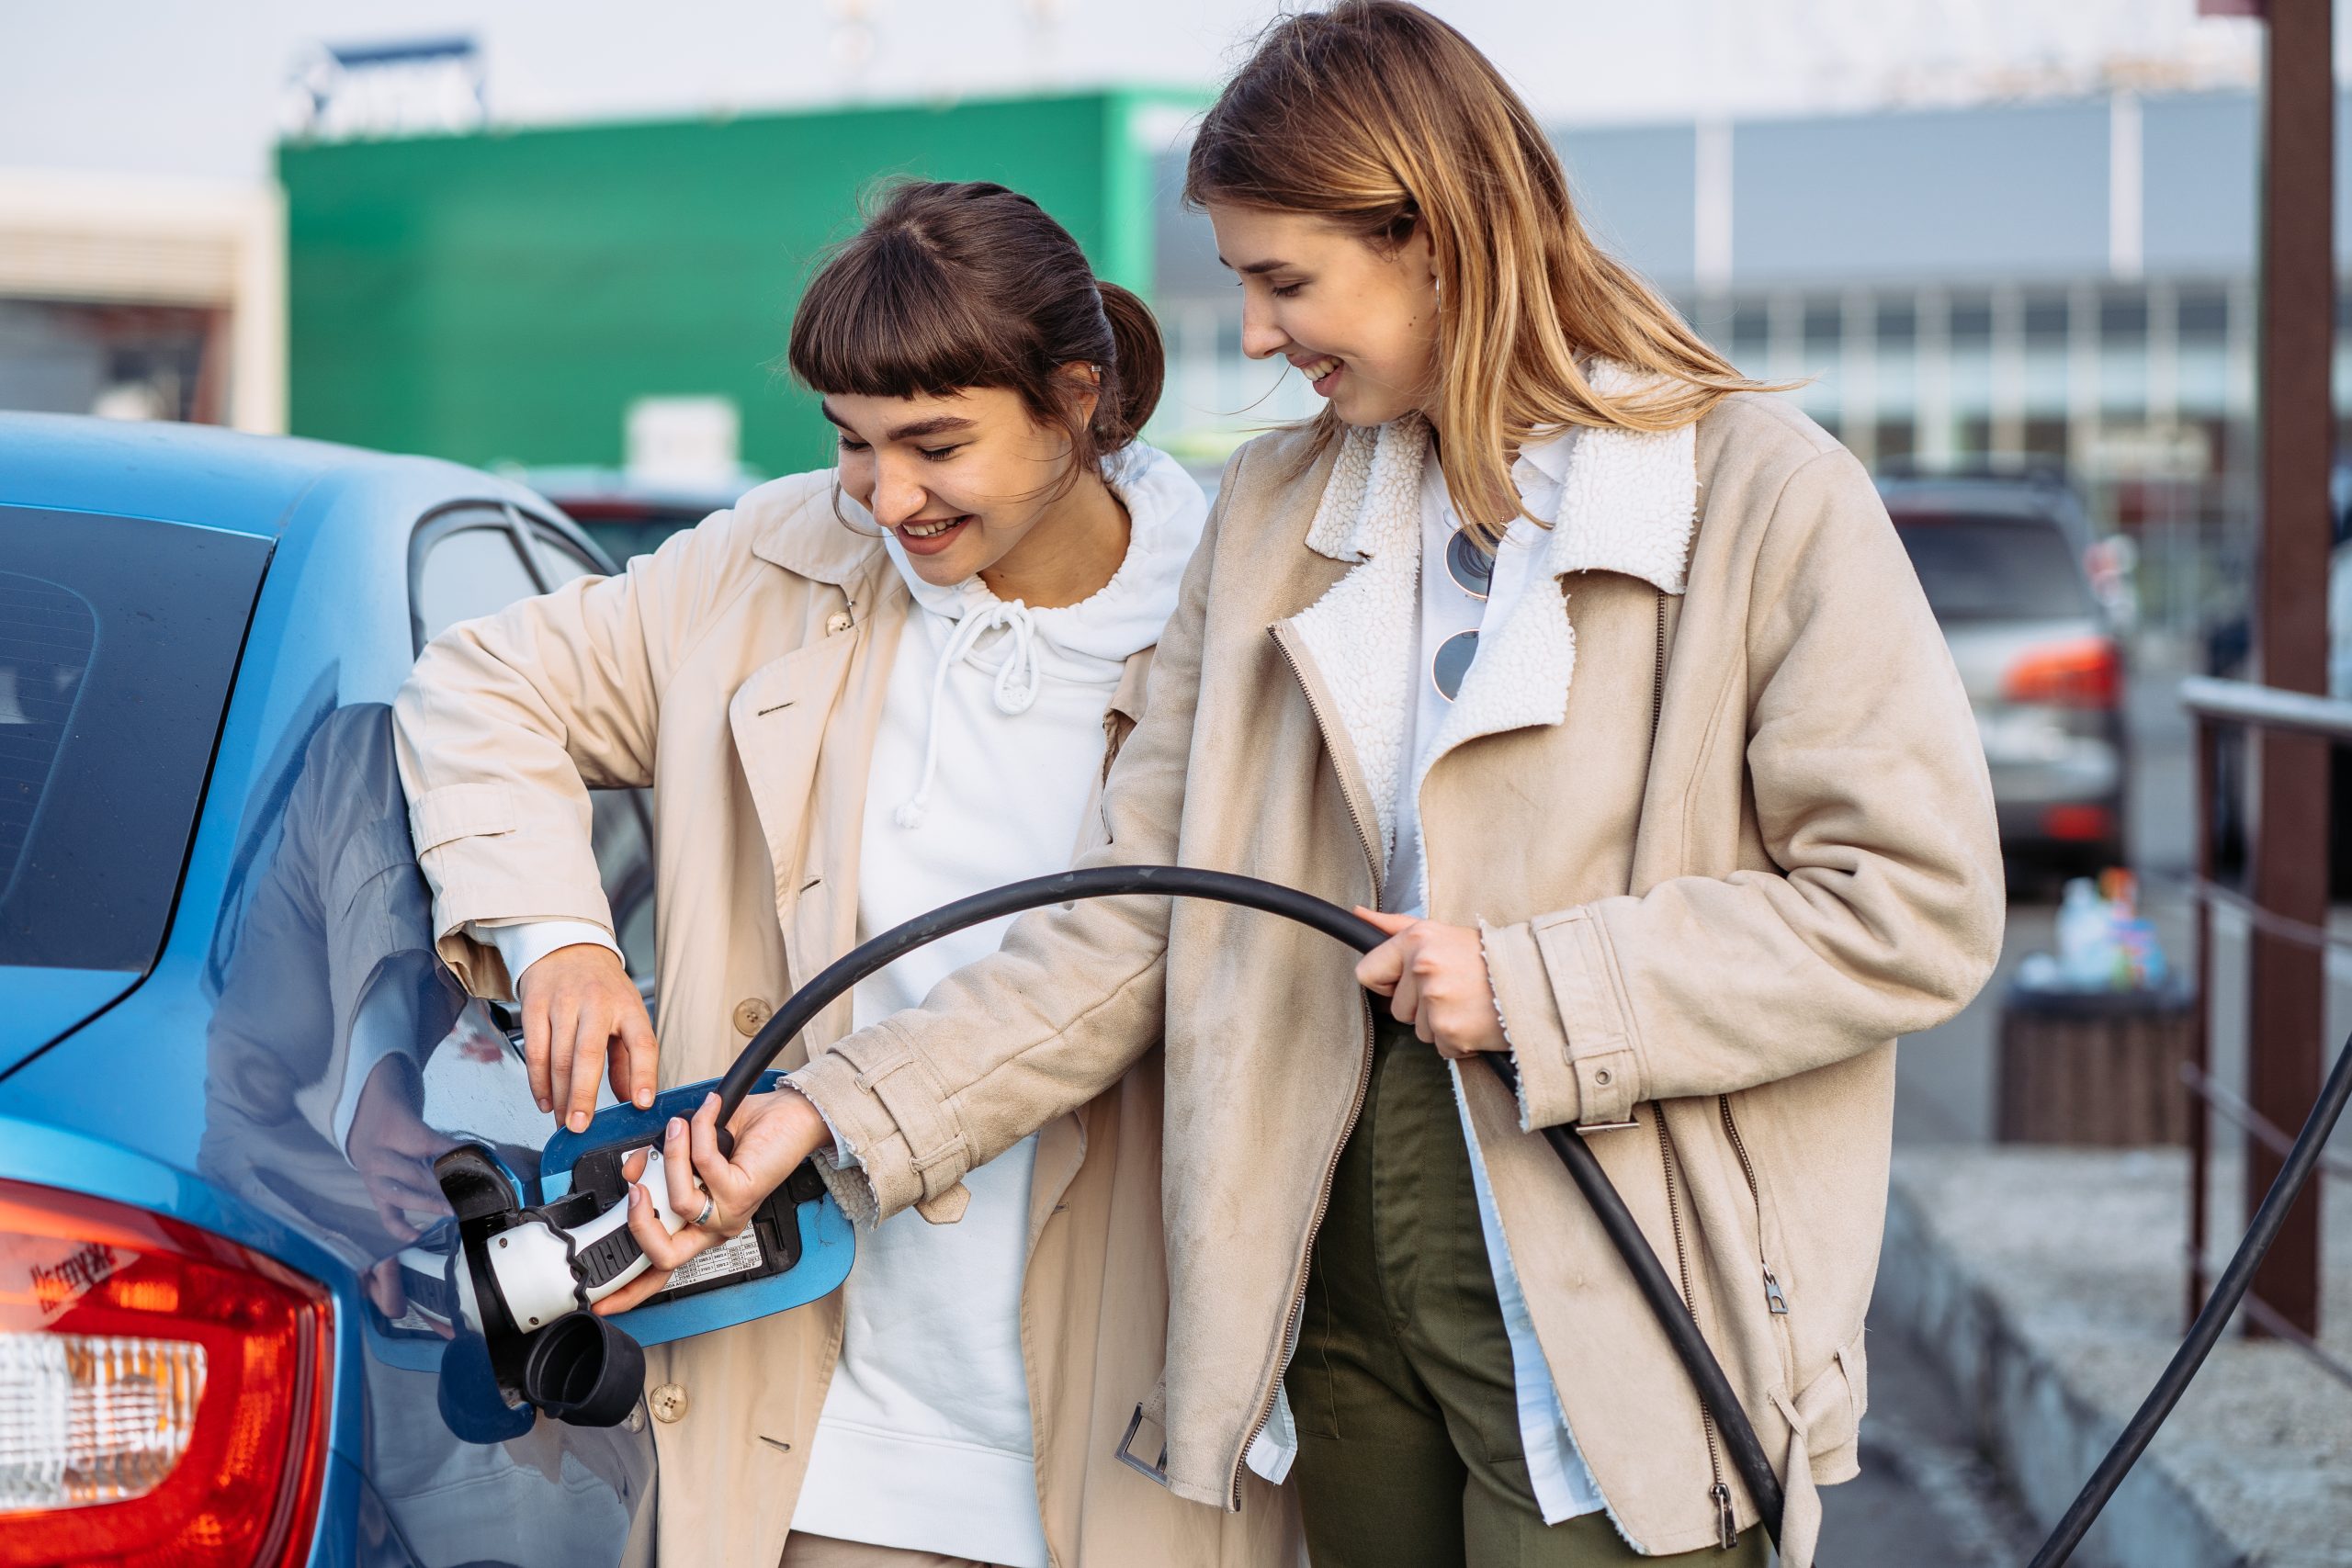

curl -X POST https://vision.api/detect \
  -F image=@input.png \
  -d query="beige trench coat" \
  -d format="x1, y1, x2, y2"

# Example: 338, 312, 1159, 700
787, 388, 2007, 1566
392, 476, 1299, 1568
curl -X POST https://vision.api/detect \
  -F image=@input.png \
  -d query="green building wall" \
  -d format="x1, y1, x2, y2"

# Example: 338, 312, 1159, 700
281, 90, 1190, 475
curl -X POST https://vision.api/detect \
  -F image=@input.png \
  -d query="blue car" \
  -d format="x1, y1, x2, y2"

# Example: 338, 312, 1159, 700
0, 414, 664, 1566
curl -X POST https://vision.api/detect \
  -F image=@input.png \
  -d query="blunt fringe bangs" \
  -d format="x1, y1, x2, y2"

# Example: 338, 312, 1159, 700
788, 180, 1165, 475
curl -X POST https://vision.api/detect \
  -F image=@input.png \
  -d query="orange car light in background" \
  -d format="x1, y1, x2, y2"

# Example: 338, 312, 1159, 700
2042, 804, 2118, 842
2003, 636, 2122, 709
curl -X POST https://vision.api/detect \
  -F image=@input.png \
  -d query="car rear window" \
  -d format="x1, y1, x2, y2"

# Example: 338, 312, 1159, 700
0, 508, 271, 971
1890, 512, 2096, 622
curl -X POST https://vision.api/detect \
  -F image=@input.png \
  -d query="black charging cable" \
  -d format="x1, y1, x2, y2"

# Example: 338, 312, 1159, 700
2025, 1010, 2352, 1567
709, 863, 2352, 1568
713, 865, 1789, 1553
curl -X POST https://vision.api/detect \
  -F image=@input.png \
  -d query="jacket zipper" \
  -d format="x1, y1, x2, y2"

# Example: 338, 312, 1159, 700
1232, 631, 1382, 1507
1653, 589, 1668, 733
1718, 1095, 1790, 1317
1653, 1106, 1737, 1551
1650, 591, 1743, 1548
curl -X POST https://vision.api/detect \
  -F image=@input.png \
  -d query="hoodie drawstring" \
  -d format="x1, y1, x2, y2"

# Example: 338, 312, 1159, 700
895, 599, 1041, 829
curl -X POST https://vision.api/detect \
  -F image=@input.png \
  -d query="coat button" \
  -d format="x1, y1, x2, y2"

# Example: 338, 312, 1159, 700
825, 611, 854, 635
1593, 1068, 1613, 1087
649, 1383, 688, 1423
733, 998, 774, 1036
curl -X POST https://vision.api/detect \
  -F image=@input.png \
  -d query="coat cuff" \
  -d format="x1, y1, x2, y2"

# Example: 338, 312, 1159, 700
1485, 909, 1646, 1130
1527, 908, 1645, 1127
1480, 919, 1579, 1130
409, 783, 614, 1000
786, 1024, 973, 1225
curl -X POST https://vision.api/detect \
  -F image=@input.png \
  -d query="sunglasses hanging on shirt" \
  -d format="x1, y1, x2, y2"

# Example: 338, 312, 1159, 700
1431, 526, 1495, 702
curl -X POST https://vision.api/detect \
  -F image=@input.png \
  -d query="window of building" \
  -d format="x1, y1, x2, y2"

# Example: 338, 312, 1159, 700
2177, 290, 2229, 341
2024, 294, 2070, 344
1876, 300, 1918, 346
1949, 297, 1995, 346
1729, 301, 1770, 366
1803, 299, 1843, 354
2024, 418, 2070, 458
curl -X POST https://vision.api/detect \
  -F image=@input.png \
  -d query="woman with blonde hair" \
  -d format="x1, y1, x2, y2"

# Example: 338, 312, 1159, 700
395, 180, 1296, 1567
620, 7, 2004, 1565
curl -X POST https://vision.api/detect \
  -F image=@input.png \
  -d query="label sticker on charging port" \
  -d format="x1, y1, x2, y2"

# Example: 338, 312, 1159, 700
662, 1229, 764, 1291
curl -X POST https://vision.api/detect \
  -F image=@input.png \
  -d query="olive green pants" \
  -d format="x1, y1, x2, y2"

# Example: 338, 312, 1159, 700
1284, 1014, 1768, 1568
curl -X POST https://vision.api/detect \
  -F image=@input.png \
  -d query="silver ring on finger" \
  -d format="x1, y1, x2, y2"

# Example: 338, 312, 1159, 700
690, 1194, 717, 1228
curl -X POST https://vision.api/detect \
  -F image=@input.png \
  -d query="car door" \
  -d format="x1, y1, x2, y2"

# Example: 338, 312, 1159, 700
333, 504, 661, 1568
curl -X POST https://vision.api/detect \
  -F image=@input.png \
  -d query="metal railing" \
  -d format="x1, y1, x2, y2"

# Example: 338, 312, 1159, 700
2178, 675, 2348, 1373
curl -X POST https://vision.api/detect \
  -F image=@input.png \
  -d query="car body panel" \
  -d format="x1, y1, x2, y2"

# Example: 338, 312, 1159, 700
0, 415, 657, 1566
0, 410, 372, 537
0, 966, 144, 1069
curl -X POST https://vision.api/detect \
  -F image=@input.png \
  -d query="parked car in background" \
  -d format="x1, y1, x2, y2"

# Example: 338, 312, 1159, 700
0, 415, 659, 1567
516, 465, 761, 566
1877, 468, 2127, 884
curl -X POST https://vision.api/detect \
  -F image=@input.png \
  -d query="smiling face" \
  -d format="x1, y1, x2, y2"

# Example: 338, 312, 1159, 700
824, 382, 1104, 592
1207, 202, 1442, 429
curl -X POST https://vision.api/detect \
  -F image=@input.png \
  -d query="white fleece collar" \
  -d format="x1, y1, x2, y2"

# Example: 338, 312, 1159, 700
1303, 361, 1698, 589
1282, 360, 1699, 869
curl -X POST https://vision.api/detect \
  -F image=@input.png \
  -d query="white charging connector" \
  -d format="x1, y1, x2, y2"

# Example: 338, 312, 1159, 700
483, 1148, 693, 1332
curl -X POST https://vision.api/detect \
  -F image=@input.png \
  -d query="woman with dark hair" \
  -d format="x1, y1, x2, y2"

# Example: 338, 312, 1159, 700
394, 180, 1296, 1568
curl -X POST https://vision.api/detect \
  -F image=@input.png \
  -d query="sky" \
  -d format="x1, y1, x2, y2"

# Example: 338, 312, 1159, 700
0, 0, 2277, 187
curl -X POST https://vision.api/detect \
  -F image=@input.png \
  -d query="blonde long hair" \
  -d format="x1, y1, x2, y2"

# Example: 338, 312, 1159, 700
1185, 0, 1770, 534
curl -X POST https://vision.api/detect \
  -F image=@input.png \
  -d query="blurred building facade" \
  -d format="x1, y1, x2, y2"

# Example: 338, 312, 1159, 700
277, 90, 1194, 482
1153, 88, 2294, 641
0, 169, 284, 434
3, 80, 2305, 645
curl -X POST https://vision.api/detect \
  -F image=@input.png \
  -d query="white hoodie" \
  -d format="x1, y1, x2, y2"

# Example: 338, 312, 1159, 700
786, 442, 1206, 1566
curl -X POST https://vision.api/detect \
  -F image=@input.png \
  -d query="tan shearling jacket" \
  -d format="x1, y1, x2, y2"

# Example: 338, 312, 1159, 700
392, 478, 1299, 1568
788, 386, 2006, 1565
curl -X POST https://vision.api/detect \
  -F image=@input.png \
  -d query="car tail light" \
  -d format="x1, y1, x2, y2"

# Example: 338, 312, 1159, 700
2002, 636, 2121, 709
0, 1179, 331, 1568
2042, 804, 2117, 842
